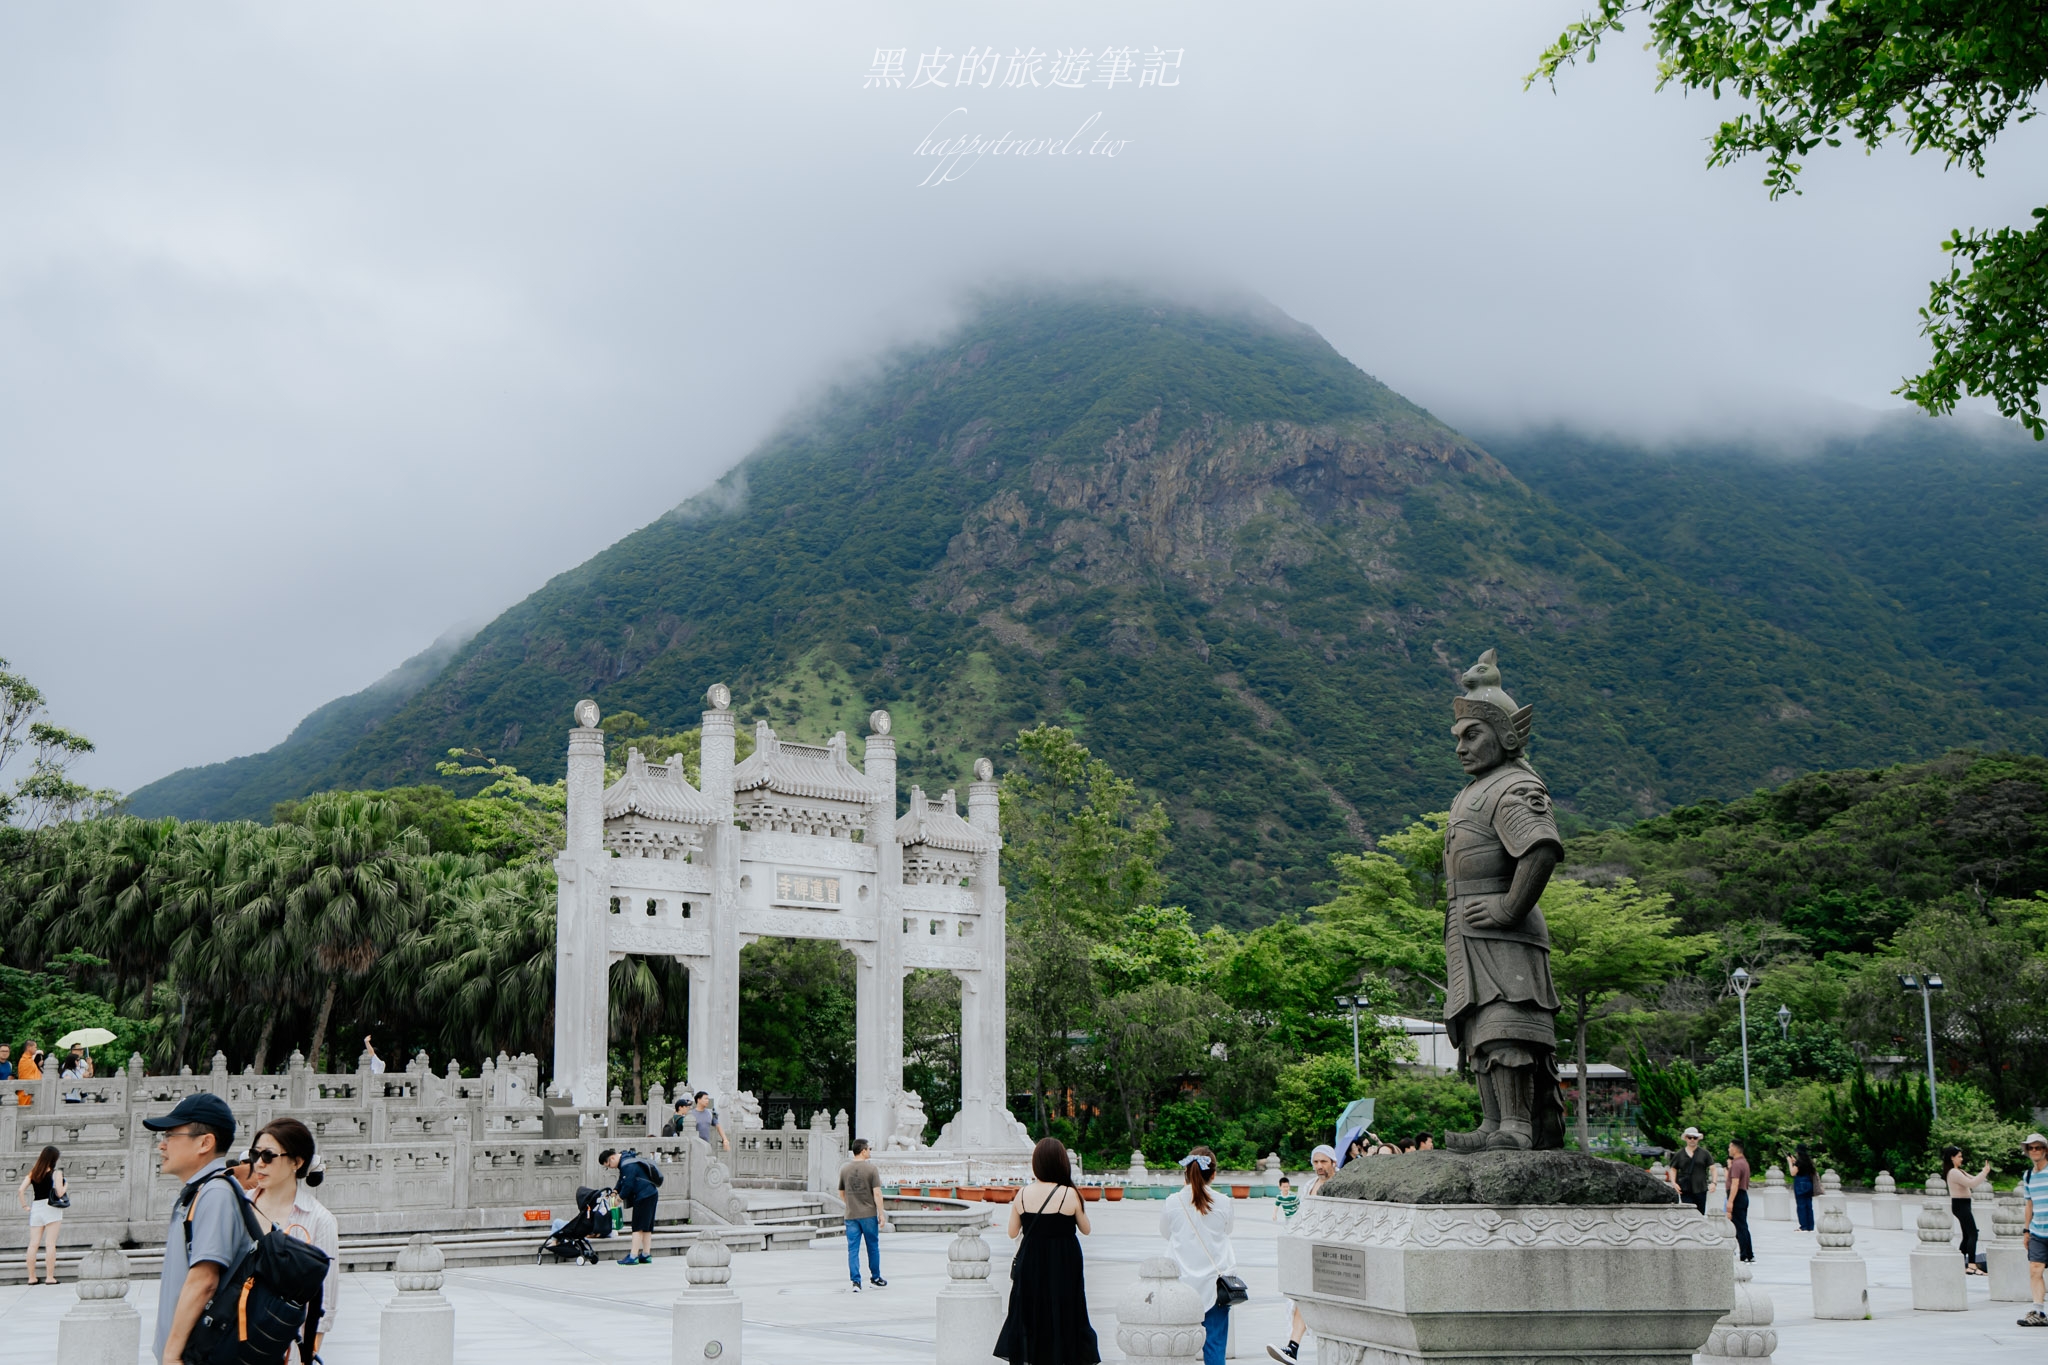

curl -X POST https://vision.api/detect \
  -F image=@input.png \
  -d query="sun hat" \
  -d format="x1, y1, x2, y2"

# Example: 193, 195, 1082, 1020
2022, 1132, 2047, 1150
1682, 1126, 1703, 1139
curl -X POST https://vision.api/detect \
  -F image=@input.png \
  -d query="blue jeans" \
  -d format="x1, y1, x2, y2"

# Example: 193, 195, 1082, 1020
845, 1215, 880, 1282
1202, 1302, 1230, 1365
1793, 1175, 1815, 1231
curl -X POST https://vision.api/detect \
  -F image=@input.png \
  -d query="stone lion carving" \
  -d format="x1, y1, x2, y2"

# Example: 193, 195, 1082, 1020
732, 1089, 764, 1130
887, 1090, 930, 1151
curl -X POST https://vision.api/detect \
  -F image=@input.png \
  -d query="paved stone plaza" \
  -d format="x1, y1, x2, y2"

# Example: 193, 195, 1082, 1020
3, 1195, 2042, 1363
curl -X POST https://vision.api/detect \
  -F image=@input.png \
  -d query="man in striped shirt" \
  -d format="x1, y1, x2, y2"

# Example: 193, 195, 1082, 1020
2019, 1132, 2048, 1328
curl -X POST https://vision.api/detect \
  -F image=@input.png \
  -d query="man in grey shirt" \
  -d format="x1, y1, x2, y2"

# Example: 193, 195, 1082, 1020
691, 1091, 730, 1151
144, 1093, 252, 1364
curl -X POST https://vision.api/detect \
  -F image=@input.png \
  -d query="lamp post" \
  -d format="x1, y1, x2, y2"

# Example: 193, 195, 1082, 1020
1899, 973, 1945, 1120
1334, 993, 1364, 1076
1776, 1004, 1791, 1041
1730, 968, 1753, 1108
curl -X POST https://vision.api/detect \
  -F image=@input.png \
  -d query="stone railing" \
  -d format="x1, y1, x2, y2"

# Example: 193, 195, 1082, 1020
0, 1051, 714, 1249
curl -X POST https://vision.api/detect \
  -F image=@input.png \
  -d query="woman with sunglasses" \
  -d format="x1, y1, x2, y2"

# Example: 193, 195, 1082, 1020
1161, 1146, 1238, 1365
249, 1118, 340, 1357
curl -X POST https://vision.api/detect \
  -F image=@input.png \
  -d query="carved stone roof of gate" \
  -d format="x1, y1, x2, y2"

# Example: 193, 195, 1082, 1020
895, 786, 995, 853
602, 748, 723, 824
732, 724, 877, 804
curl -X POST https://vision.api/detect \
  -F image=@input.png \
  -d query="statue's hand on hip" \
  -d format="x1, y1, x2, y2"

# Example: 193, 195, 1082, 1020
1471, 901, 1524, 933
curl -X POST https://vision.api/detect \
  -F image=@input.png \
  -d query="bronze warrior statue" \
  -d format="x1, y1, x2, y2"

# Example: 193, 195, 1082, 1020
1442, 649, 1567, 1152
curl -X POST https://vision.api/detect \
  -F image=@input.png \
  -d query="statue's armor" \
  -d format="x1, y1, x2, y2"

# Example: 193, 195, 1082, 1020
1443, 760, 1563, 1059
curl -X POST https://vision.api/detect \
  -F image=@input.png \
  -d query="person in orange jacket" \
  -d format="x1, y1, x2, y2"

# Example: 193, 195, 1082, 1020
14, 1039, 42, 1106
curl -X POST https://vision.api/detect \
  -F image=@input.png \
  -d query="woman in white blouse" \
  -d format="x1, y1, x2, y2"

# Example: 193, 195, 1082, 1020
251, 1117, 341, 1356
1160, 1146, 1238, 1365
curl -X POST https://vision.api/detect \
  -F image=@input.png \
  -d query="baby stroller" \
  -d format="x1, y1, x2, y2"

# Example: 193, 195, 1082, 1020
536, 1186, 619, 1266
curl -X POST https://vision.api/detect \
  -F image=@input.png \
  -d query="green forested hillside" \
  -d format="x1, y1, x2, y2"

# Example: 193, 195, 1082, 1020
123, 292, 2047, 926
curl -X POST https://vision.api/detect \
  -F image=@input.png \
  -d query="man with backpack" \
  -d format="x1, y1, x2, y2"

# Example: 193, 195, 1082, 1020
602, 1147, 663, 1265
144, 1094, 250, 1364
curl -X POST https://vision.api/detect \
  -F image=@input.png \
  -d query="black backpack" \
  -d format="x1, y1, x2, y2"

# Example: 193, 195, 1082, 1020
179, 1172, 331, 1365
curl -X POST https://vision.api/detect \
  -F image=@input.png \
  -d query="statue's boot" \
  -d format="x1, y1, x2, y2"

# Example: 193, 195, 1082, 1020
1482, 1118, 1534, 1151
1445, 1067, 1502, 1152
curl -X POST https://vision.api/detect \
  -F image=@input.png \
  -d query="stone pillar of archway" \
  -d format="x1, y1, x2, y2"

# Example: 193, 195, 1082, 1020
852, 719, 904, 1148
690, 704, 742, 1103
552, 713, 611, 1105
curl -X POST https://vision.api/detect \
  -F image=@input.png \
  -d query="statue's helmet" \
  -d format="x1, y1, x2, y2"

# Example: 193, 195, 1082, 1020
1452, 649, 1535, 752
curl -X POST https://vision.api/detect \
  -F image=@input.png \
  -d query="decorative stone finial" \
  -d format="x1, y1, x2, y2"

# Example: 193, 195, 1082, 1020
1816, 1195, 1856, 1251
1115, 1256, 1206, 1361
288, 1048, 305, 1070
73, 1237, 133, 1302
686, 1233, 733, 1287
575, 699, 600, 729
394, 1233, 446, 1292
1916, 1197, 1954, 1245
706, 683, 731, 711
869, 708, 891, 736
1700, 1257, 1778, 1360
974, 757, 994, 782
1924, 1172, 1945, 1198
1820, 1170, 1841, 1196
947, 1228, 992, 1282
1874, 1170, 1896, 1194
1995, 1191, 2027, 1240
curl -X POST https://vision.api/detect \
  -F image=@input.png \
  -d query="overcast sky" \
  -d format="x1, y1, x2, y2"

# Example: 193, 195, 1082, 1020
4, 1, 2043, 796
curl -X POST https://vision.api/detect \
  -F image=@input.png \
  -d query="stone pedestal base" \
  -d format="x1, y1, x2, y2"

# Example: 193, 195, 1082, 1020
1808, 1254, 1868, 1320
1281, 1154, 1733, 1365
1987, 1243, 2032, 1302
1755, 1186, 1791, 1222
935, 1283, 1005, 1365
1908, 1247, 1965, 1311
674, 1289, 743, 1364
57, 1301, 141, 1365
1870, 1195, 1901, 1230
378, 1292, 455, 1365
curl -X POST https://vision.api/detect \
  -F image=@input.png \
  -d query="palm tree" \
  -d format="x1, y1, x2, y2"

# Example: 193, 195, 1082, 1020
277, 795, 425, 1071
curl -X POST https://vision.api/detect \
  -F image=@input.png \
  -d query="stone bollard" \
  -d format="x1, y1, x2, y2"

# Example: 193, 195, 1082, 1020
934, 1228, 1005, 1365
1988, 1189, 2031, 1302
1871, 1171, 1901, 1230
1116, 1256, 1206, 1365
1758, 1164, 1791, 1221
673, 1233, 742, 1365
1699, 1257, 1777, 1362
379, 1233, 455, 1365
1128, 1150, 1149, 1185
57, 1238, 141, 1365
1909, 1193, 1966, 1311
1809, 1180, 1868, 1320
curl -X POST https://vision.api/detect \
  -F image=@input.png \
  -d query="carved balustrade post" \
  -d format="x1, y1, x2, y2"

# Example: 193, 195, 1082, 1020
379, 1233, 454, 1365
57, 1239, 140, 1365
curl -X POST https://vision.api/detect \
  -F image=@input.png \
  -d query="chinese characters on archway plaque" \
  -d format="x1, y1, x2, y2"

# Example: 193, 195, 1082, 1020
776, 872, 841, 907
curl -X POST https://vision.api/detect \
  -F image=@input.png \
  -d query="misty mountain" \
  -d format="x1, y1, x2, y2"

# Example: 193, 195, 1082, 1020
125, 627, 477, 821
122, 292, 2048, 925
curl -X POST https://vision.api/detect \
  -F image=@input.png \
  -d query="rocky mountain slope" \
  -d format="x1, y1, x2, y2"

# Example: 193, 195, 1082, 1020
125, 291, 2046, 924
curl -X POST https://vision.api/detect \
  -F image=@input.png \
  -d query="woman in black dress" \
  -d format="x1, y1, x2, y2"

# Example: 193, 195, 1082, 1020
994, 1136, 1100, 1364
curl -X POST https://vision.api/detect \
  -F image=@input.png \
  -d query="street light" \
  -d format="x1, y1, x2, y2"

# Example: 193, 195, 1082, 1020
1730, 967, 1754, 1108
1334, 993, 1365, 1076
1776, 1004, 1791, 1041
1899, 973, 1945, 1120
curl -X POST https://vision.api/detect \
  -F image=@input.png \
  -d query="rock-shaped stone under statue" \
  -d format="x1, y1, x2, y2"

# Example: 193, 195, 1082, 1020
1442, 649, 1567, 1152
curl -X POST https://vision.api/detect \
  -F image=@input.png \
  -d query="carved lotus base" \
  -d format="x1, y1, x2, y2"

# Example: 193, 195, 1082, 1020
1280, 1194, 1734, 1364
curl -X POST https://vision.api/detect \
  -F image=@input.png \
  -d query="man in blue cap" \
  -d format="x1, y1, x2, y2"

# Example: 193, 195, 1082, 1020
142, 1093, 252, 1364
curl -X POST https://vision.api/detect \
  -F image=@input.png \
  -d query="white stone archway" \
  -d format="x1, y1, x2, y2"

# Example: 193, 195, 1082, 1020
551, 688, 1030, 1154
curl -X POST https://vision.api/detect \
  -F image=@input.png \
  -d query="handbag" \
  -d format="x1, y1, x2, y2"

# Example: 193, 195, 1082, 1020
1178, 1193, 1250, 1308
47, 1191, 71, 1209
180, 1172, 330, 1365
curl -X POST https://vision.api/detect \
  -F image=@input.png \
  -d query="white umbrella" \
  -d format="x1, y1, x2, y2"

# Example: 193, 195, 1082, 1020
56, 1027, 117, 1049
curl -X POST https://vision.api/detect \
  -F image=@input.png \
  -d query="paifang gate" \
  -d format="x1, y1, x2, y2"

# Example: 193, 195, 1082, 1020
550, 685, 1032, 1155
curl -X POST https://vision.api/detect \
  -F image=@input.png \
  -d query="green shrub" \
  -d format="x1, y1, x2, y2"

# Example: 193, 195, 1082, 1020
1821, 1072, 1933, 1183
1370, 1075, 1483, 1145
1148, 1099, 1219, 1165
1276, 1054, 1370, 1151
1699, 1021, 1859, 1090
1932, 1081, 2034, 1180
1628, 1045, 1702, 1149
